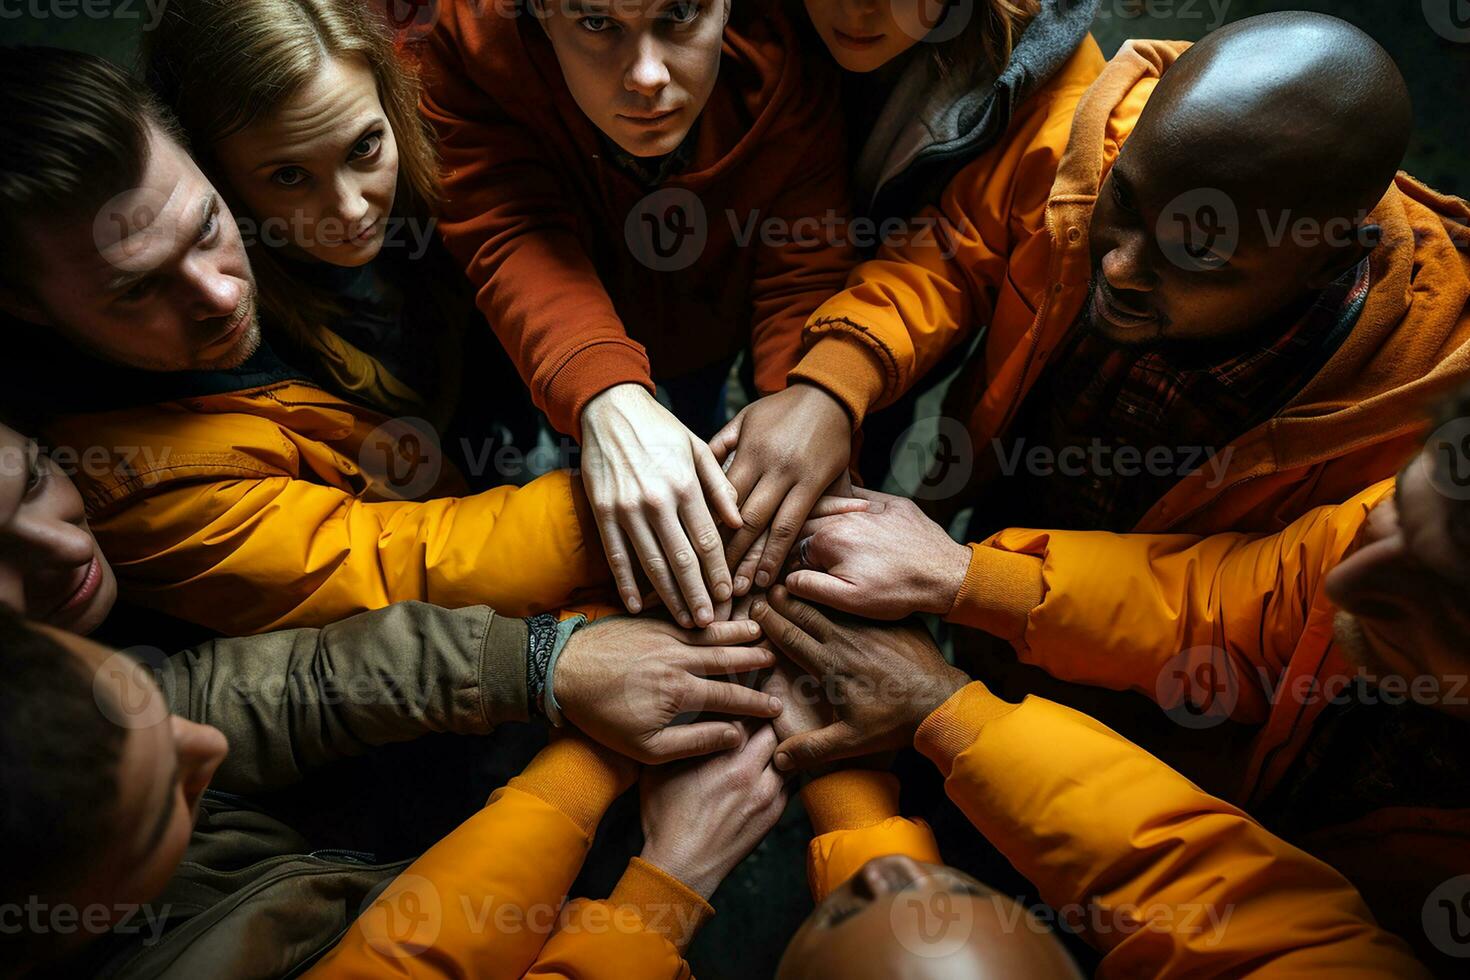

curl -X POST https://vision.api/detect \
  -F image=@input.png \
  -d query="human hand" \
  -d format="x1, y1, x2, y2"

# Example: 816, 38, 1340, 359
727, 493, 868, 601
761, 657, 831, 746
581, 384, 742, 627
555, 616, 782, 764
786, 486, 972, 619
709, 383, 853, 595
639, 722, 790, 900
751, 587, 968, 771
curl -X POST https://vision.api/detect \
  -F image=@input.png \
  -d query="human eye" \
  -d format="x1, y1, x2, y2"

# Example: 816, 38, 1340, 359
578, 11, 614, 32
1111, 172, 1137, 215
271, 166, 308, 188
349, 132, 383, 161
665, 0, 700, 24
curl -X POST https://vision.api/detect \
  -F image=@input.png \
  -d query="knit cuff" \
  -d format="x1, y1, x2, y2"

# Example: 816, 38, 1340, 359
788, 335, 888, 427
801, 771, 902, 836
506, 736, 637, 837
914, 682, 1020, 777
609, 857, 714, 954
944, 544, 1045, 642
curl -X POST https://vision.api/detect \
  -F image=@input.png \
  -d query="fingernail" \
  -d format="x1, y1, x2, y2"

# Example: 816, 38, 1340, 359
745, 621, 761, 635
695, 606, 712, 625
751, 599, 767, 616
723, 729, 740, 747
734, 576, 749, 594
775, 752, 792, 770
768, 696, 783, 713
679, 613, 693, 628
714, 582, 732, 602
755, 570, 771, 588
627, 596, 642, 613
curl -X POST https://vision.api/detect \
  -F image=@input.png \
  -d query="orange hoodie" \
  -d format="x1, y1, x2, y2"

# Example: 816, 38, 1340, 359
792, 39, 1470, 540
418, 2, 857, 437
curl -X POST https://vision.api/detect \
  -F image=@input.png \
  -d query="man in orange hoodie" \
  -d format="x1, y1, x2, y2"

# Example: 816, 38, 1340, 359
770, 380, 1470, 970
719, 11, 1470, 596
418, 0, 858, 631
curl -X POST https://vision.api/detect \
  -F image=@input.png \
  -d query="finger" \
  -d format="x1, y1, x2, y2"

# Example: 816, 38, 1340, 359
807, 495, 873, 520
681, 494, 735, 609
651, 508, 713, 628
740, 722, 779, 765
642, 721, 743, 764
768, 585, 837, 644
730, 529, 767, 597
724, 475, 783, 574
707, 410, 743, 464
750, 595, 825, 676
754, 489, 822, 588
687, 619, 762, 646
693, 439, 743, 529
597, 518, 645, 614
683, 643, 777, 677
784, 570, 871, 616
683, 678, 784, 718
774, 722, 864, 772
626, 516, 693, 628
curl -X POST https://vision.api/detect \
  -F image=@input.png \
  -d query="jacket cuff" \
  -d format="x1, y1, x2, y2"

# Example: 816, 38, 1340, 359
479, 612, 531, 727
914, 682, 1020, 777
609, 857, 714, 954
506, 736, 638, 837
546, 339, 655, 438
944, 544, 1045, 642
801, 771, 902, 836
788, 335, 887, 427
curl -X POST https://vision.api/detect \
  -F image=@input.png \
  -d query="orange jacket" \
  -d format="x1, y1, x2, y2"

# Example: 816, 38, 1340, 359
418, 3, 857, 437
802, 687, 1426, 978
950, 481, 1470, 965
42, 375, 607, 634
792, 39, 1470, 537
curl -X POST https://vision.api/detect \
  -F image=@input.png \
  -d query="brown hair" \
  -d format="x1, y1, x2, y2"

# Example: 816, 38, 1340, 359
937, 0, 1043, 79
141, 0, 441, 339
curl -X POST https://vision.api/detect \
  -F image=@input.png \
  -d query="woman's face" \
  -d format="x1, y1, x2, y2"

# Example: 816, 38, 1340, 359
0, 424, 117, 634
803, 0, 941, 73
215, 53, 400, 267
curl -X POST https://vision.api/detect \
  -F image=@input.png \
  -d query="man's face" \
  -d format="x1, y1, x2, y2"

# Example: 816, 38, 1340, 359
1086, 139, 1350, 351
1326, 444, 1470, 720
0, 424, 116, 636
44, 626, 228, 940
9, 122, 261, 373
535, 0, 729, 158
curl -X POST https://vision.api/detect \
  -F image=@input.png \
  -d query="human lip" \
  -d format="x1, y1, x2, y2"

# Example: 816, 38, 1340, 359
618, 107, 682, 127
51, 554, 103, 619
833, 27, 886, 49
1092, 280, 1157, 330
348, 216, 383, 245
202, 301, 252, 351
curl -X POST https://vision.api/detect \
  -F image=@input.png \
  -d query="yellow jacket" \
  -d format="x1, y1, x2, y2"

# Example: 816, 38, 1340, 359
792, 39, 1470, 539
42, 366, 607, 634
307, 687, 1423, 978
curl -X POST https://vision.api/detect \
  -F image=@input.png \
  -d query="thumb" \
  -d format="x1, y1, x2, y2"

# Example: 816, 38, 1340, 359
694, 439, 742, 529
774, 722, 862, 772
707, 409, 744, 463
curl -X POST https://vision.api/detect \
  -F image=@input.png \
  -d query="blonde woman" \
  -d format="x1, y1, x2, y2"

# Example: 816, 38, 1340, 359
142, 0, 528, 444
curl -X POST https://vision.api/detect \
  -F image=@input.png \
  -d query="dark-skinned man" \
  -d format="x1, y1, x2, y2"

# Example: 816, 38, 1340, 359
713, 11, 1469, 603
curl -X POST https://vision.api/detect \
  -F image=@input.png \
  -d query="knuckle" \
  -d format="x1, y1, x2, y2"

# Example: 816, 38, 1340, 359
740, 509, 765, 532
695, 529, 722, 552
671, 548, 697, 569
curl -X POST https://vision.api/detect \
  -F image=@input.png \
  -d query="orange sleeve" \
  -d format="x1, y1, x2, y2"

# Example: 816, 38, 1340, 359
914, 683, 1428, 978
945, 482, 1394, 725
799, 771, 944, 902
304, 737, 636, 980
418, 9, 652, 437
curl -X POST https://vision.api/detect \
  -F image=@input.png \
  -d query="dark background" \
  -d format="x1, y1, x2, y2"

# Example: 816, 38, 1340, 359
4, 1, 1464, 977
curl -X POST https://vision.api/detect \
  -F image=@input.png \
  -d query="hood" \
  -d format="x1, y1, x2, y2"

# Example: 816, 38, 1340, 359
861, 0, 1102, 221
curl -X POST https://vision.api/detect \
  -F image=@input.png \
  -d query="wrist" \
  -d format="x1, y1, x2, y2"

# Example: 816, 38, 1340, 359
924, 539, 974, 615
792, 381, 854, 430
638, 843, 725, 901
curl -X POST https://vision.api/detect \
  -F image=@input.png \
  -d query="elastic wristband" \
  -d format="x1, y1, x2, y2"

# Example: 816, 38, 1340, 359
526, 613, 559, 721
544, 615, 588, 728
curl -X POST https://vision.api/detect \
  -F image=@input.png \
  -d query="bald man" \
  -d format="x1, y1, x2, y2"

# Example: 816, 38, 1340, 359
723, 11, 1469, 615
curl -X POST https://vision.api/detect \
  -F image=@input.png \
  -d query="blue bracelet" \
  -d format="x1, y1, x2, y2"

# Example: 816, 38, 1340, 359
543, 615, 587, 728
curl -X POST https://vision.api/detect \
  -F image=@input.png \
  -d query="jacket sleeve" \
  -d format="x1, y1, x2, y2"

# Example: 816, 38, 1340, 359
943, 482, 1394, 725
785, 44, 1096, 426
745, 86, 858, 397
305, 736, 638, 980
914, 683, 1428, 978
798, 770, 944, 901
161, 602, 529, 794
418, 15, 653, 438
93, 468, 608, 635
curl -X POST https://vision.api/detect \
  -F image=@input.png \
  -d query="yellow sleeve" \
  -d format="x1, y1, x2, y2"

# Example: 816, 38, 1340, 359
305, 737, 635, 980
522, 859, 708, 979
945, 481, 1394, 725
799, 771, 943, 902
93, 468, 609, 633
915, 683, 1429, 978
